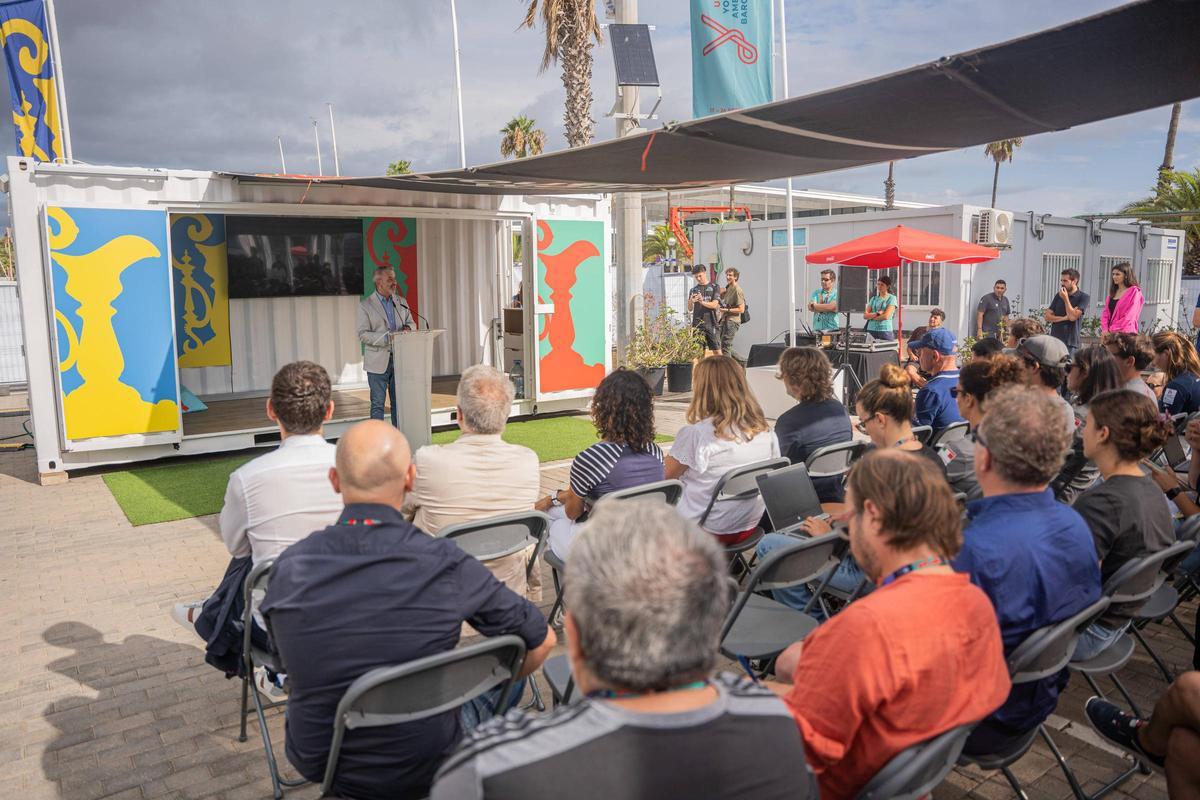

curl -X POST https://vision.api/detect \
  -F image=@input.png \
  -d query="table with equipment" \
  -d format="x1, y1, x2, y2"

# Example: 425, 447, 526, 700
746, 339, 896, 409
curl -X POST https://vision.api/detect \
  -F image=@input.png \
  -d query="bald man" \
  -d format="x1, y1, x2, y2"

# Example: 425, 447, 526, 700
261, 421, 555, 800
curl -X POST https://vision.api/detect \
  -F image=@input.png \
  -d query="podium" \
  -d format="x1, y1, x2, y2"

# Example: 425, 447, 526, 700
390, 329, 444, 451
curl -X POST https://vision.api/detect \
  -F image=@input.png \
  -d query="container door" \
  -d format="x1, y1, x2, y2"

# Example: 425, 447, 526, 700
44, 205, 182, 451
531, 217, 608, 402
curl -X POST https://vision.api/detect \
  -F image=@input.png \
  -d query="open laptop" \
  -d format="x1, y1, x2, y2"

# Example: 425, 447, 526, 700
756, 462, 830, 534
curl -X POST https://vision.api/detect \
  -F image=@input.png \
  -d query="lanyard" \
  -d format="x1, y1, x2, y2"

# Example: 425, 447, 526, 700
344, 518, 382, 526
881, 556, 949, 587
587, 680, 709, 700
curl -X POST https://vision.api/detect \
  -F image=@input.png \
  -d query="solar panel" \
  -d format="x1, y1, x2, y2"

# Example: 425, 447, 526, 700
609, 23, 659, 87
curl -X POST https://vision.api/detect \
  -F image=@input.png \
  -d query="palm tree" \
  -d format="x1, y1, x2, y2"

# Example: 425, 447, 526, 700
983, 138, 1023, 208
1157, 102, 1183, 200
642, 224, 675, 265
500, 115, 547, 159
522, 0, 603, 148
1123, 168, 1200, 274
884, 162, 896, 210
386, 160, 413, 175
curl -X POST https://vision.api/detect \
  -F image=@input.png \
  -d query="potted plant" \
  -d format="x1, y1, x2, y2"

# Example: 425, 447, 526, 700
626, 303, 672, 396
666, 314, 704, 393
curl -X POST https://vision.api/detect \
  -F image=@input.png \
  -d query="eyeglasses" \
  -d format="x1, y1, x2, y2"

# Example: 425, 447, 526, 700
855, 420, 868, 433
970, 428, 988, 448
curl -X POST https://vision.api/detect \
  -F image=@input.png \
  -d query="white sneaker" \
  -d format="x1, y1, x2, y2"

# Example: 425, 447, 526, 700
170, 601, 204, 630
255, 666, 288, 701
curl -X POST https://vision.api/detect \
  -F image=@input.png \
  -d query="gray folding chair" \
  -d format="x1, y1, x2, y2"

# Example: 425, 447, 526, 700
697, 457, 790, 574
1129, 539, 1197, 682
603, 478, 684, 505
804, 440, 868, 480
959, 597, 1112, 800
542, 654, 576, 707
911, 425, 933, 445
929, 420, 969, 448
239, 559, 307, 800
855, 723, 975, 800
719, 532, 839, 674
319, 635, 526, 797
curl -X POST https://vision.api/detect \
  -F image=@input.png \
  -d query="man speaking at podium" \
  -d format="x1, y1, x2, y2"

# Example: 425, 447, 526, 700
357, 266, 413, 426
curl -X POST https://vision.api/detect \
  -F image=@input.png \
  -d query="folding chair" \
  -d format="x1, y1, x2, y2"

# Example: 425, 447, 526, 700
719, 532, 839, 675
697, 457, 790, 575
603, 478, 684, 505
929, 420, 969, 448
958, 597, 1112, 800
911, 425, 933, 445
238, 559, 307, 800
855, 723, 975, 800
541, 654, 576, 707
1129, 539, 1197, 682
804, 440, 867, 481
319, 635, 526, 798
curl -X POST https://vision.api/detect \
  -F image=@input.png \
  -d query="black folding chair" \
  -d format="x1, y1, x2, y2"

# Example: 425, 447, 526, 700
697, 457, 790, 575
719, 532, 839, 675
929, 420, 969, 448
958, 597, 1112, 800
1128, 539, 1196, 682
855, 723, 975, 800
319, 635, 526, 797
239, 559, 306, 800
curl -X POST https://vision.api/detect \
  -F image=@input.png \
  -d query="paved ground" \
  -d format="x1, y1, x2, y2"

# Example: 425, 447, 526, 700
0, 391, 1186, 799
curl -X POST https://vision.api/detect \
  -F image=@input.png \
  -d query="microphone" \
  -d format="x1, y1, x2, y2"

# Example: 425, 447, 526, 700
397, 298, 431, 331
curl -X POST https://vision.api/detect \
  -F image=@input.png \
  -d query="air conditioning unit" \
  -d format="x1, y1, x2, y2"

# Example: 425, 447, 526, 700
976, 209, 1014, 248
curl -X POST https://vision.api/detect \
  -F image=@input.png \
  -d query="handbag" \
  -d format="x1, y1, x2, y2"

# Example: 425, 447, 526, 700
740, 302, 750, 323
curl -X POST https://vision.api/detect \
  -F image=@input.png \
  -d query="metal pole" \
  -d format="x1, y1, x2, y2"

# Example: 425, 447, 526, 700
312, 118, 323, 175
613, 0, 643, 364
327, 103, 341, 176
44, 0, 73, 163
449, 0, 467, 169
276, 136, 287, 173
779, 0, 796, 346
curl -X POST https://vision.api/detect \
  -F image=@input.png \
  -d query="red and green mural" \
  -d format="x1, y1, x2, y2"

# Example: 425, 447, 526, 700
362, 217, 418, 319
535, 219, 606, 394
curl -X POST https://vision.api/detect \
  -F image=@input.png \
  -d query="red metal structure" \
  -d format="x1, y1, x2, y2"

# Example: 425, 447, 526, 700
668, 205, 753, 264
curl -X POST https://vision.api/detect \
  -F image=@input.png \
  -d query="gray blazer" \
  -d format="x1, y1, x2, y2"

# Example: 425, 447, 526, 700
357, 293, 414, 374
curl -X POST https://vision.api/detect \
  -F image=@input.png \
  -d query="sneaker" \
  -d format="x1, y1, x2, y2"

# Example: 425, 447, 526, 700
1084, 696, 1165, 769
255, 666, 288, 701
170, 601, 204, 631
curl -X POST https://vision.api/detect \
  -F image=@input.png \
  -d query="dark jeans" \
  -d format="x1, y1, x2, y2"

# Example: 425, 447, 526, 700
867, 329, 896, 341
368, 356, 398, 426
459, 677, 527, 729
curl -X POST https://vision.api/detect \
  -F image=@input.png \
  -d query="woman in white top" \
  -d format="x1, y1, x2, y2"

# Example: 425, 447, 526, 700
665, 355, 780, 543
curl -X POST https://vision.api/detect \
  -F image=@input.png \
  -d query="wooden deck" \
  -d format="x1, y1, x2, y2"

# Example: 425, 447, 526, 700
182, 378, 460, 437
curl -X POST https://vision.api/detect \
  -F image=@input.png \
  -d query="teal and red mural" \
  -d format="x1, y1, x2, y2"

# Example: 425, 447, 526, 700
535, 219, 606, 394
362, 217, 418, 319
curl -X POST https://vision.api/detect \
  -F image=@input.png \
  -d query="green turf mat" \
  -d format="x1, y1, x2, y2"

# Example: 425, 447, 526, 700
103, 416, 673, 526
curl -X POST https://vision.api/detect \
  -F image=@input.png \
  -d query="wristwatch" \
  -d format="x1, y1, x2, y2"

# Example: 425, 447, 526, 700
1166, 486, 1185, 501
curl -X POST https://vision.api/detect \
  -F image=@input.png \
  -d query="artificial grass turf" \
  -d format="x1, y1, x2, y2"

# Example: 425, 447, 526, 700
103, 415, 673, 526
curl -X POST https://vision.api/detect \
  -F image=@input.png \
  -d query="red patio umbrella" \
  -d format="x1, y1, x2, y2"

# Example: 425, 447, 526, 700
805, 225, 1000, 348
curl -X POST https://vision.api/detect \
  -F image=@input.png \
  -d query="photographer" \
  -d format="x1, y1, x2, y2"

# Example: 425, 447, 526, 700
720, 267, 746, 365
688, 264, 722, 356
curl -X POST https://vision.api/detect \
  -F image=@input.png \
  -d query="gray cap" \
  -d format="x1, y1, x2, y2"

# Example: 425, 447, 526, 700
1016, 334, 1070, 368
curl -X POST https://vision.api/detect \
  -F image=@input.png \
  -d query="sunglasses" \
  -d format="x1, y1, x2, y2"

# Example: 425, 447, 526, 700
970, 428, 989, 448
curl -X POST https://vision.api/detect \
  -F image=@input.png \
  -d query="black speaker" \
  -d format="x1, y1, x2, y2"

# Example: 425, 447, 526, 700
838, 266, 872, 314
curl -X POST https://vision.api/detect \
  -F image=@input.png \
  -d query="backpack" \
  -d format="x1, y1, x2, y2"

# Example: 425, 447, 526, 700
741, 303, 750, 324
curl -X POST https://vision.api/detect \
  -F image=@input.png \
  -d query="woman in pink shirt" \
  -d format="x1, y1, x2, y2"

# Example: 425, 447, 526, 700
1100, 262, 1144, 333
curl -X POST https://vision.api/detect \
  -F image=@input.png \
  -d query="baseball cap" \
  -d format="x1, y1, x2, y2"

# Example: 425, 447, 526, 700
1016, 335, 1070, 368
918, 327, 958, 356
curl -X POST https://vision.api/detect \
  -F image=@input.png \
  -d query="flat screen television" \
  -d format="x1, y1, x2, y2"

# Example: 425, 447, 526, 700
226, 216, 364, 298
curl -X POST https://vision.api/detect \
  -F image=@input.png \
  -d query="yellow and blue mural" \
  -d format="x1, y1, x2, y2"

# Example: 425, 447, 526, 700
50, 206, 179, 440
0, 0, 63, 163
170, 213, 230, 368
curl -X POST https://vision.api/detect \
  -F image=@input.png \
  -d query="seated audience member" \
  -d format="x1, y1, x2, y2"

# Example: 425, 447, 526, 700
1103, 331, 1157, 402
262, 421, 555, 800
772, 347, 853, 503
1015, 335, 1076, 436
171, 361, 341, 678
756, 364, 947, 617
928, 307, 946, 328
945, 355, 1026, 502
666, 355, 780, 543
903, 326, 929, 388
971, 336, 1005, 361
432, 500, 817, 800
1071, 390, 1174, 661
1147, 370, 1168, 402
403, 365, 542, 599
915, 327, 965, 432
539, 369, 664, 559
1153, 331, 1200, 416
1087, 672, 1200, 793
773, 450, 1010, 800
1054, 345, 1124, 502
956, 385, 1100, 755
1006, 317, 1046, 349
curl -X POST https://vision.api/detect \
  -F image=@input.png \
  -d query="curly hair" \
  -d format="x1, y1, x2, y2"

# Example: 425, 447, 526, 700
959, 354, 1024, 406
1008, 317, 1045, 342
776, 347, 834, 403
270, 361, 331, 435
1102, 332, 1154, 371
1087, 389, 1171, 462
591, 369, 657, 451
979, 385, 1072, 486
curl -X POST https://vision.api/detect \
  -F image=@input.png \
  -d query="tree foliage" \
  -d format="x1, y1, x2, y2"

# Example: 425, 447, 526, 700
522, 0, 602, 148
500, 115, 547, 159
1123, 168, 1200, 274
983, 138, 1023, 208
386, 160, 413, 176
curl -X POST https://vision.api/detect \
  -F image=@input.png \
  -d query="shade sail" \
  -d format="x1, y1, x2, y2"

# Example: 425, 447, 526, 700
805, 226, 1000, 269
229, 0, 1200, 196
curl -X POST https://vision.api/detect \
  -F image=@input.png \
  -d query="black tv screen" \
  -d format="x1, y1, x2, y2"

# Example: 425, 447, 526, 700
226, 216, 364, 298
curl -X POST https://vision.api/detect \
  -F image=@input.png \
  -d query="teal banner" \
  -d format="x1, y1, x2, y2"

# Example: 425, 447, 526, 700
690, 0, 773, 118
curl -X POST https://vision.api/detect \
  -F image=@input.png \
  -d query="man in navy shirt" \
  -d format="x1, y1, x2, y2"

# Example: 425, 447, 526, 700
954, 387, 1101, 755
915, 327, 964, 432
261, 420, 555, 800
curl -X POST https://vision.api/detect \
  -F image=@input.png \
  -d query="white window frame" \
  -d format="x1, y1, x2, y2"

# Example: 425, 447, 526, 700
1041, 253, 1083, 309
878, 260, 943, 308
1145, 257, 1175, 305
769, 227, 807, 248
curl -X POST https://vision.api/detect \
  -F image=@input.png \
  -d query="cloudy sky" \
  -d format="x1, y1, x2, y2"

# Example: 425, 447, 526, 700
7, 0, 1197, 216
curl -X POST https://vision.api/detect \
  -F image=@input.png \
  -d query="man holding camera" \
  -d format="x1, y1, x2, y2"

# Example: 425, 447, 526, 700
688, 264, 722, 356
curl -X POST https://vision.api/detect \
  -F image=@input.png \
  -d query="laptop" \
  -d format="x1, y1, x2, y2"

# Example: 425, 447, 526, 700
756, 462, 830, 534
1163, 434, 1190, 472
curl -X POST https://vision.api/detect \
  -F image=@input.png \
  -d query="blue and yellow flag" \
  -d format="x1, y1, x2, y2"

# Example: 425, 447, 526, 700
0, 0, 63, 162
690, 0, 773, 118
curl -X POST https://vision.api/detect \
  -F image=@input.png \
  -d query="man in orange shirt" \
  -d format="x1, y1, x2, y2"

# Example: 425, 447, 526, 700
771, 449, 1010, 800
